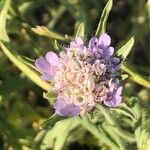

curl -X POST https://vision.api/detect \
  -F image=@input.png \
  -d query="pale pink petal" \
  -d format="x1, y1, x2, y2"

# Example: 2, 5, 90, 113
41, 73, 51, 81
75, 37, 84, 45
46, 51, 60, 67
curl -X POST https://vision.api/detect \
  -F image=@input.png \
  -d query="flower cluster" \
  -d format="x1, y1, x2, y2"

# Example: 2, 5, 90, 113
35, 34, 123, 117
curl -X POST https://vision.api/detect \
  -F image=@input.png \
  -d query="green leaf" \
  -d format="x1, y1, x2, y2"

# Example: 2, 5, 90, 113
122, 65, 150, 89
0, 42, 51, 91
131, 97, 144, 149
35, 118, 79, 150
121, 74, 129, 80
41, 114, 63, 129
111, 103, 137, 121
120, 103, 137, 120
78, 115, 119, 149
75, 23, 85, 38
0, 0, 11, 42
116, 37, 134, 61
54, 40, 61, 51
31, 26, 65, 41
43, 91, 56, 105
97, 104, 135, 142
100, 124, 126, 150
18, 55, 37, 70
95, 0, 113, 36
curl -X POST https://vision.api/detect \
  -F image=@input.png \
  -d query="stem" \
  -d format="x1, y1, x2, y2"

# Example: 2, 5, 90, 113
48, 6, 66, 29
97, 105, 135, 142
122, 65, 150, 89
0, 0, 11, 42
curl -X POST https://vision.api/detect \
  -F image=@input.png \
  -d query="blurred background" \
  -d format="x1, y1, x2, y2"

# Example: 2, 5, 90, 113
0, 0, 150, 149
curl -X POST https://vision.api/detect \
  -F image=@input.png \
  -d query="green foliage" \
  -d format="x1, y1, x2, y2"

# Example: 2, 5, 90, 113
0, 0, 150, 149
0, 42, 51, 91
0, 76, 29, 95
95, 0, 113, 36
18, 55, 37, 70
31, 26, 66, 41
43, 91, 56, 105
75, 23, 85, 38
122, 65, 150, 89
116, 37, 134, 61
35, 118, 80, 150
40, 114, 64, 129
0, 0, 10, 42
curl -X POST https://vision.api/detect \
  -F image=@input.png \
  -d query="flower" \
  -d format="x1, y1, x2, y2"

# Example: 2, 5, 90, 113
35, 52, 60, 81
35, 33, 123, 117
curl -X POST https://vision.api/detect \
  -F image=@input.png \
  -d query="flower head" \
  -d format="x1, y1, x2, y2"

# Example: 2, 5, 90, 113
35, 33, 123, 117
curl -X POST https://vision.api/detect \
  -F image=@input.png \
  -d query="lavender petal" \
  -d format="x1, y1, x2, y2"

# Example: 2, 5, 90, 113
54, 99, 80, 117
104, 84, 123, 107
107, 46, 114, 56
89, 37, 98, 49
35, 58, 51, 72
104, 95, 122, 107
46, 51, 60, 67
99, 33, 111, 48
41, 73, 52, 81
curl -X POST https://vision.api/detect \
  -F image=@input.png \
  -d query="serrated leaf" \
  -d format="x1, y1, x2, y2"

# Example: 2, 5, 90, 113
79, 115, 119, 149
31, 26, 65, 41
111, 102, 137, 121
120, 103, 137, 120
0, 42, 51, 91
116, 37, 134, 61
97, 104, 135, 142
35, 118, 79, 150
112, 108, 134, 121
75, 23, 85, 38
0, 0, 11, 42
100, 124, 125, 149
95, 0, 113, 36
